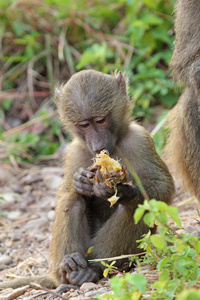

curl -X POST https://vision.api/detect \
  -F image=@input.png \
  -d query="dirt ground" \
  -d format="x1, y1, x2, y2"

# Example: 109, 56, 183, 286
0, 150, 200, 299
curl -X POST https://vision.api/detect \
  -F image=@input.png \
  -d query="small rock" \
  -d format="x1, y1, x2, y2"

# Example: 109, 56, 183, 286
0, 170, 15, 186
0, 255, 12, 266
7, 210, 21, 220
80, 282, 98, 291
185, 225, 196, 233
70, 291, 79, 297
50, 197, 57, 209
13, 185, 24, 194
47, 210, 55, 221
21, 174, 43, 185
43, 175, 62, 190
34, 234, 46, 242
85, 287, 109, 297
0, 233, 7, 242
0, 193, 20, 208
41, 167, 64, 175
24, 217, 48, 230
12, 233, 22, 241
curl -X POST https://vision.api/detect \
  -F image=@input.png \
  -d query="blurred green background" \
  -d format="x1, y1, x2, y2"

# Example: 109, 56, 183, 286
0, 0, 178, 163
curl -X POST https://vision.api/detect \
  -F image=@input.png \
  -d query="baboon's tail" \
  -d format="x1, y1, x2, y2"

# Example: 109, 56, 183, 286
0, 274, 57, 290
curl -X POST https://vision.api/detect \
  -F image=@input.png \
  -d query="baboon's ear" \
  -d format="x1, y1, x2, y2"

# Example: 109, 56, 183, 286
116, 71, 126, 94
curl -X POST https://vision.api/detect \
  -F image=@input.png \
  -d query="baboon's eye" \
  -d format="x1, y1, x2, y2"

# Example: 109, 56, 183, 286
78, 121, 90, 129
95, 116, 107, 125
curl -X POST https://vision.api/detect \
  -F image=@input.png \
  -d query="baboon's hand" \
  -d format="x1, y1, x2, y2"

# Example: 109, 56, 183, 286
93, 181, 114, 200
73, 168, 94, 197
60, 252, 99, 286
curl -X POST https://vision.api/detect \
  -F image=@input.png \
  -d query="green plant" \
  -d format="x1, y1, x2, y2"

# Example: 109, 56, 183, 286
101, 261, 118, 278
0, 108, 64, 163
1, 0, 177, 163
102, 273, 147, 300
100, 200, 200, 299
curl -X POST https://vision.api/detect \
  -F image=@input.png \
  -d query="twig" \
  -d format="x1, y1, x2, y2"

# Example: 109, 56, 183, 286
180, 215, 200, 221
26, 291, 48, 299
30, 283, 68, 300
88, 252, 146, 263
0, 91, 50, 102
151, 114, 169, 137
7, 216, 39, 227
2, 112, 54, 137
176, 197, 197, 207
0, 220, 8, 226
27, 61, 38, 110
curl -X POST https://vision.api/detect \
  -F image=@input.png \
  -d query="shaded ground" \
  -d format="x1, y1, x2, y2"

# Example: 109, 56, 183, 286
0, 150, 200, 299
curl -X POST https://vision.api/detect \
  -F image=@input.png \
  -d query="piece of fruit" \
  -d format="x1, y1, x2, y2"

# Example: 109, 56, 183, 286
87, 150, 132, 206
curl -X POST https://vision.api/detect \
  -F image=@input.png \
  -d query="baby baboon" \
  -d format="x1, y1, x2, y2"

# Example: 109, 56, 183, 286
0, 70, 174, 290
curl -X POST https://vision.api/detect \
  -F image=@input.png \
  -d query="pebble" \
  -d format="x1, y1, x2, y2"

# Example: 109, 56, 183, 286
41, 167, 64, 175
0, 255, 12, 266
0, 193, 19, 209
70, 291, 79, 297
84, 287, 109, 297
50, 197, 57, 209
24, 217, 49, 230
0, 233, 7, 242
12, 233, 22, 241
185, 225, 196, 233
43, 175, 62, 190
47, 210, 55, 221
7, 210, 21, 220
80, 282, 99, 291
34, 234, 46, 242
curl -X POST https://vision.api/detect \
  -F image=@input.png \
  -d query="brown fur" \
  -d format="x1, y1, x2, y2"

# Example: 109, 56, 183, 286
0, 70, 174, 290
165, 0, 200, 200
170, 0, 200, 85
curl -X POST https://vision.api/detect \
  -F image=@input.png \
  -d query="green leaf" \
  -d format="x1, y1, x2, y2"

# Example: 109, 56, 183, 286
12, 21, 26, 36
195, 240, 200, 254
150, 234, 166, 249
144, 0, 161, 9
129, 274, 147, 294
157, 256, 171, 271
103, 268, 109, 278
150, 200, 168, 212
174, 239, 185, 253
143, 212, 155, 227
160, 94, 178, 108
167, 206, 182, 227
159, 269, 170, 282
134, 207, 145, 224
158, 211, 168, 225
176, 289, 200, 300
2, 99, 13, 111
76, 43, 113, 69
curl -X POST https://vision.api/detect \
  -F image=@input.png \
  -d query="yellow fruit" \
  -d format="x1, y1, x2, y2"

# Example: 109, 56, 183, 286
88, 150, 132, 207
94, 150, 122, 175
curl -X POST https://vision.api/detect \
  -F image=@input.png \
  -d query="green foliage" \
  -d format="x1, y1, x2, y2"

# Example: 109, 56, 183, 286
176, 289, 200, 300
152, 110, 169, 155
1, 0, 176, 161
101, 200, 200, 299
102, 273, 147, 300
1, 109, 64, 163
101, 260, 118, 278
136, 200, 200, 299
